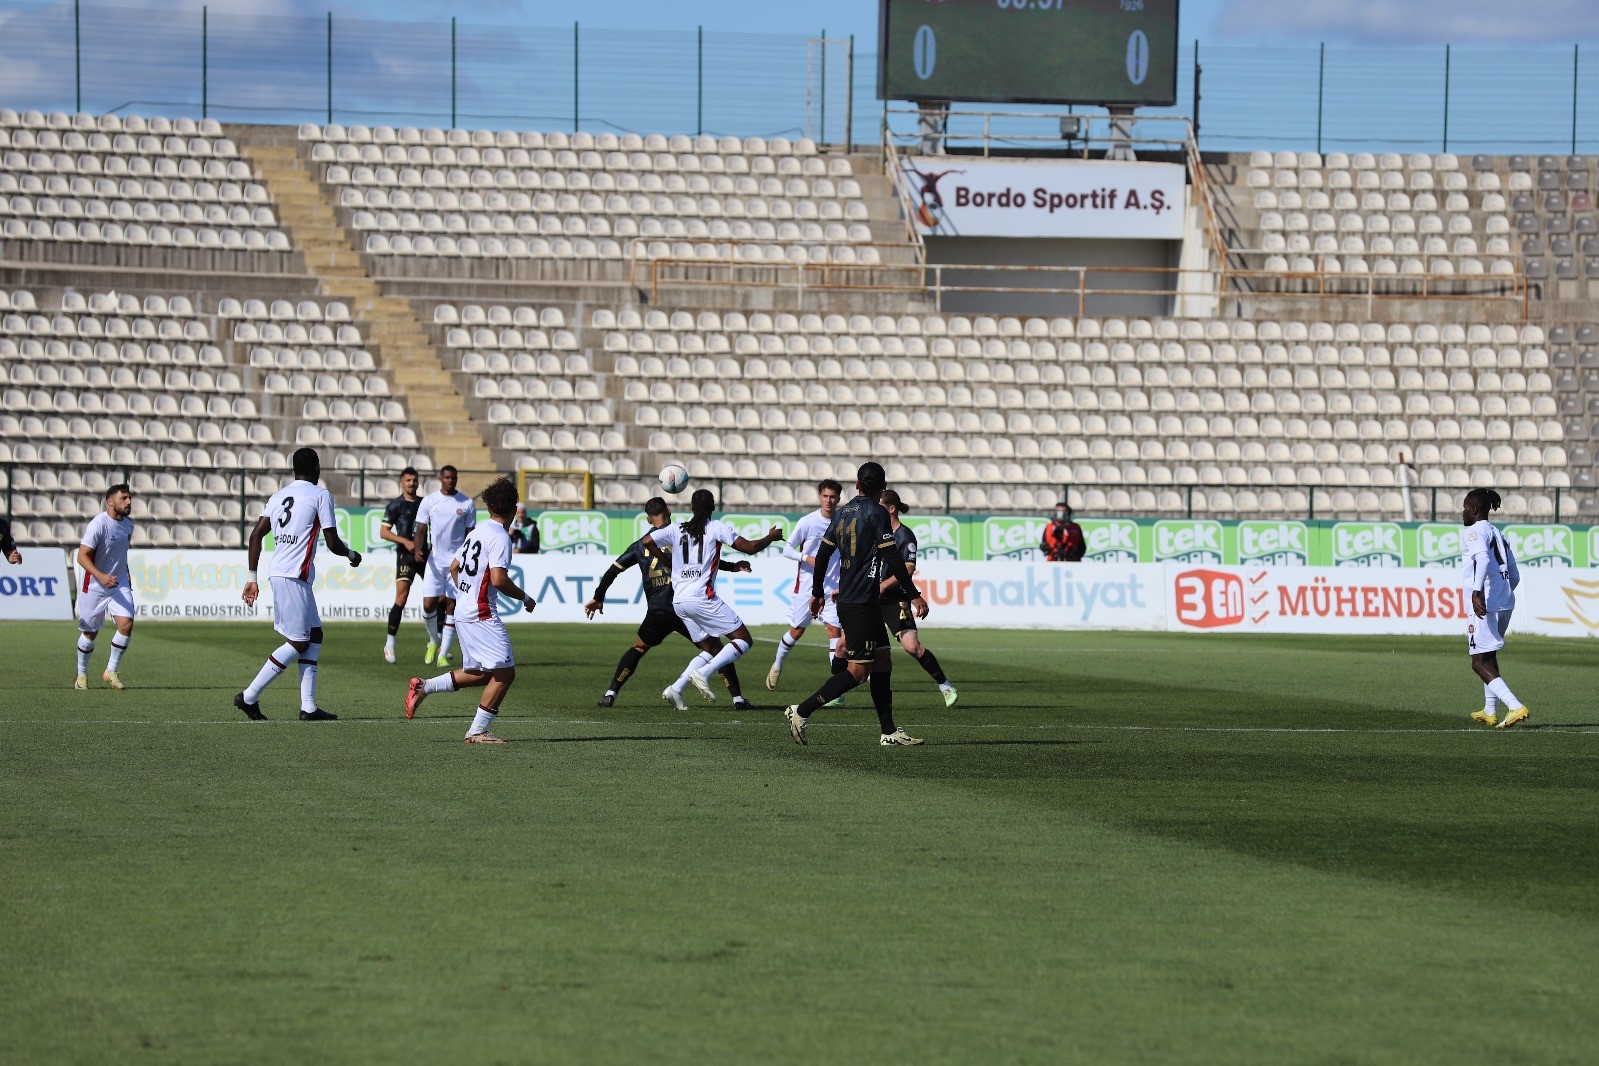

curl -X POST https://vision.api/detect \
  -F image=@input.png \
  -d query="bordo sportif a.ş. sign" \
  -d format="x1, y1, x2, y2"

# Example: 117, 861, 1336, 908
901, 158, 1186, 239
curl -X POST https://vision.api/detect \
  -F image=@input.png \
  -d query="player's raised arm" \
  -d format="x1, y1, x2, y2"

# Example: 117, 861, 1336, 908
586, 549, 640, 617
242, 514, 271, 606
732, 525, 783, 555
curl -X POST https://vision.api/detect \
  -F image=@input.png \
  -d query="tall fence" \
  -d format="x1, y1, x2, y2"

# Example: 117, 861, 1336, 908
3, 2, 1599, 154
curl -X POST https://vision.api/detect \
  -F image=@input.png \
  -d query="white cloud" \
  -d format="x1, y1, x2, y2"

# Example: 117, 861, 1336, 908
1219, 0, 1599, 44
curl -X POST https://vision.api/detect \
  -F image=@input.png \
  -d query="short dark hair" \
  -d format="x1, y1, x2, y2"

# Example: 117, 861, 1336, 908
440, 464, 458, 477
643, 497, 669, 517
819, 478, 843, 495
292, 447, 320, 478
856, 461, 886, 496
479, 476, 519, 519
400, 466, 419, 478
105, 482, 131, 499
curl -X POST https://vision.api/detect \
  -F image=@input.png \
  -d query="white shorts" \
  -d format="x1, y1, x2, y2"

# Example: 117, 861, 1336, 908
270, 576, 321, 643
1468, 608, 1512, 655
77, 582, 135, 632
675, 595, 745, 642
786, 590, 840, 630
456, 617, 515, 672
419, 557, 454, 599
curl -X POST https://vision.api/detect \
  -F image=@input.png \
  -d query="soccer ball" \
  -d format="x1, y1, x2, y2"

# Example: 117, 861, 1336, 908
658, 463, 690, 494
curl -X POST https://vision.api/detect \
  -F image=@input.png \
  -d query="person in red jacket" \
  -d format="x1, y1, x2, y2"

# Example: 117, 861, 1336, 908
1040, 504, 1085, 562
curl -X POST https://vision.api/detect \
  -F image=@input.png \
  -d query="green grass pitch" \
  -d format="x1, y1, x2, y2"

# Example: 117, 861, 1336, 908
2, 620, 1596, 1062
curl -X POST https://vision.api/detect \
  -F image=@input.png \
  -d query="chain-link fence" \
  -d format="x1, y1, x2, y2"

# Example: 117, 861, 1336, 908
4, 1, 1599, 153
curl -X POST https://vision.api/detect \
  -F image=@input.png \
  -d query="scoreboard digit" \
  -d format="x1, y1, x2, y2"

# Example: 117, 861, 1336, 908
878, 0, 1180, 107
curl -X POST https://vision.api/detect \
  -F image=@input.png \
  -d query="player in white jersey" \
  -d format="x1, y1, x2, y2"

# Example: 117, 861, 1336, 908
413, 465, 477, 667
1461, 487, 1530, 729
766, 479, 846, 691
234, 448, 363, 721
74, 483, 136, 691
640, 488, 782, 709
406, 477, 538, 744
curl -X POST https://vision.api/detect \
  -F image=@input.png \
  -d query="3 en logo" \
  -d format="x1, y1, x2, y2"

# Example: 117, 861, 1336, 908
1126, 31, 1150, 85
1174, 569, 1244, 629
914, 26, 937, 80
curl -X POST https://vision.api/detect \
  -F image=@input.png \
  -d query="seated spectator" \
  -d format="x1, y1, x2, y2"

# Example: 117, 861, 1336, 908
509, 503, 540, 554
1040, 504, 1085, 562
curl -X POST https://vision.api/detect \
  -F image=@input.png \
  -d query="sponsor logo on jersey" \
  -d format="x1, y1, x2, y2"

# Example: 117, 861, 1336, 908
902, 515, 960, 559
1153, 519, 1224, 564
536, 511, 610, 555
1237, 520, 1309, 566
1331, 521, 1402, 567
1080, 518, 1140, 563
1415, 524, 1461, 569
983, 516, 1048, 560
1504, 524, 1573, 568
1172, 569, 1245, 628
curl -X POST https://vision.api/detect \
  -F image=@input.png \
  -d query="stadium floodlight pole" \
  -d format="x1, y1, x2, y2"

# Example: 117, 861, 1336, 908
73, 0, 81, 113
326, 11, 333, 126
1442, 44, 1451, 153
846, 34, 854, 149
1316, 44, 1325, 155
697, 26, 703, 137
820, 28, 827, 145
451, 17, 457, 130
201, 6, 208, 120
573, 21, 580, 133
1574, 44, 1581, 155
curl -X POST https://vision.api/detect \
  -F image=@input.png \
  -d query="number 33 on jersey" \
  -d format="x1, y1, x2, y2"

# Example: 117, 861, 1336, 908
451, 523, 514, 621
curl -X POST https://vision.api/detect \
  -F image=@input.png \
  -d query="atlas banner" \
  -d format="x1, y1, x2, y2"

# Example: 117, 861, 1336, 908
899, 158, 1186, 239
108, 550, 1169, 631
0, 549, 73, 620
1165, 565, 1599, 639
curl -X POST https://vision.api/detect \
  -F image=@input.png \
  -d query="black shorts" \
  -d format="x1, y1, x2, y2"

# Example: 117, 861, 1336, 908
880, 600, 917, 637
637, 607, 693, 647
837, 602, 889, 664
397, 554, 420, 583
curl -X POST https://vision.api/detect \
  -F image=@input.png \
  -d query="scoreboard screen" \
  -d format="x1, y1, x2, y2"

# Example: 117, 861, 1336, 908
878, 0, 1180, 107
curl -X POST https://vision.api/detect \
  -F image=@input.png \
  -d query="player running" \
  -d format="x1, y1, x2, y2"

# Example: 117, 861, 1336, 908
784, 462, 929, 748
584, 496, 756, 710
1462, 488, 1529, 729
73, 483, 136, 691
414, 465, 476, 667
406, 477, 538, 744
235, 448, 363, 721
637, 489, 782, 710
379, 466, 423, 664
767, 479, 846, 693
880, 489, 957, 707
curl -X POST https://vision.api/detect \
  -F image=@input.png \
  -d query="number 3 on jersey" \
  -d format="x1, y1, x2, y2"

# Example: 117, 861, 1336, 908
278, 496, 295, 527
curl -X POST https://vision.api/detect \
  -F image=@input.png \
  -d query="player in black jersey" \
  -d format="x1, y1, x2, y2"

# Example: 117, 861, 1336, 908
879, 489, 958, 707
784, 462, 929, 747
584, 496, 755, 710
378, 467, 423, 664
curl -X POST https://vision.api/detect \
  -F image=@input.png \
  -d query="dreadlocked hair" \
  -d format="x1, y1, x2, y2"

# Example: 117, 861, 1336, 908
680, 488, 716, 540
1466, 487, 1502, 514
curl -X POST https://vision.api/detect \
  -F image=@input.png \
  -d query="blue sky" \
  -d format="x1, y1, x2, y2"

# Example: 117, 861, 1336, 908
86, 0, 1599, 45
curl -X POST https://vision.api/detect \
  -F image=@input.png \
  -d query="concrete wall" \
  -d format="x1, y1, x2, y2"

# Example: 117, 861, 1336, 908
923, 236, 1180, 317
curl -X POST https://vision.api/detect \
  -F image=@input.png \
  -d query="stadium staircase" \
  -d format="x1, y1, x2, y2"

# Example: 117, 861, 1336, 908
235, 128, 496, 482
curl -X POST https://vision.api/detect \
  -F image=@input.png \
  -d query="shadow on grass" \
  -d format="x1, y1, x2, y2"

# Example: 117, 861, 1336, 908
936, 739, 1089, 747
541, 735, 727, 744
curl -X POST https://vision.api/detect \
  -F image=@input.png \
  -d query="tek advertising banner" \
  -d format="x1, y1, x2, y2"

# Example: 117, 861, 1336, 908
0, 548, 73, 620
898, 158, 1187, 239
1164, 565, 1599, 639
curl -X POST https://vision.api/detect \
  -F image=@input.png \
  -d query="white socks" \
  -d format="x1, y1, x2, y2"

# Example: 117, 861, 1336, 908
424, 607, 441, 644
424, 672, 456, 695
440, 619, 457, 656
1486, 677, 1522, 711
468, 707, 496, 736
675, 651, 714, 692
298, 642, 321, 713
1483, 686, 1498, 714
108, 634, 130, 671
384, 633, 396, 651
76, 635, 94, 676
828, 636, 841, 662
702, 638, 750, 678
245, 642, 300, 702
773, 632, 798, 668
